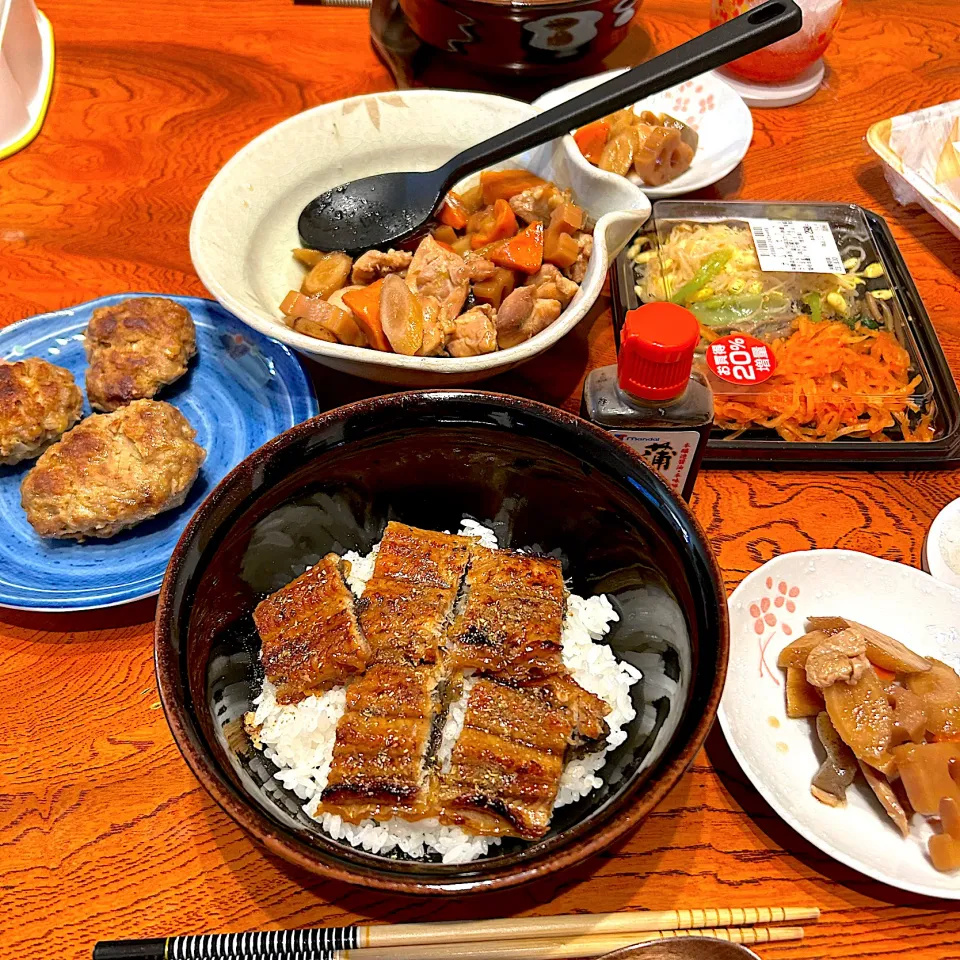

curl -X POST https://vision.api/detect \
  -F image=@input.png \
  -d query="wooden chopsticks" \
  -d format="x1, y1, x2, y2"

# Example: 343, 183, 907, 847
92, 906, 818, 959
357, 908, 814, 948
351, 926, 807, 960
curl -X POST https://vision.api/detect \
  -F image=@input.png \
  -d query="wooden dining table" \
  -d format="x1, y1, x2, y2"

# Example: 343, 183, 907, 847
3, 0, 960, 956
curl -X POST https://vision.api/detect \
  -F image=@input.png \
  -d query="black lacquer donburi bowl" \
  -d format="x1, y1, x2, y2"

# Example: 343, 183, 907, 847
155, 391, 728, 894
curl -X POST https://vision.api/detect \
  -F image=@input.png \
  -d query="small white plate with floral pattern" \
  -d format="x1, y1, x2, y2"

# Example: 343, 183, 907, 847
535, 69, 753, 198
718, 549, 960, 899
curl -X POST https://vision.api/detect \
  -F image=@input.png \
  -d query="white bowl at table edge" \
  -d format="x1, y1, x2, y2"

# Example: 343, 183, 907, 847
925, 497, 960, 590
189, 89, 650, 387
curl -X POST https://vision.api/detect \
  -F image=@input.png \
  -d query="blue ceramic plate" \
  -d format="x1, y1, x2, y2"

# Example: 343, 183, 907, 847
0, 294, 318, 611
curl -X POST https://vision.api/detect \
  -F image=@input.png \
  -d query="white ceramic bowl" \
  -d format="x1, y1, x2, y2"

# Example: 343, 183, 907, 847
533, 69, 753, 199
924, 496, 960, 590
190, 90, 650, 386
719, 549, 960, 899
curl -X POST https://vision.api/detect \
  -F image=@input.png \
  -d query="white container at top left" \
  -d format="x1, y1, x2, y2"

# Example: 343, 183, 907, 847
0, 0, 54, 160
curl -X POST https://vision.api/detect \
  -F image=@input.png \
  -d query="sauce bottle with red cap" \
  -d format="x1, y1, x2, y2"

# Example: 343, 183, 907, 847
581, 302, 713, 500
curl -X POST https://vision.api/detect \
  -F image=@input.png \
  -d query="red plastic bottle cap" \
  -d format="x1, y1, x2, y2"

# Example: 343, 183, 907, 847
618, 302, 700, 401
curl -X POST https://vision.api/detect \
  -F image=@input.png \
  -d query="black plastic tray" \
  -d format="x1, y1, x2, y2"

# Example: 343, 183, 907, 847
609, 205, 960, 468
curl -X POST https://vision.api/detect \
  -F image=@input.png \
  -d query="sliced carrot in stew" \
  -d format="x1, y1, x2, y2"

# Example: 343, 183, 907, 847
480, 169, 546, 204
873, 664, 896, 683
544, 230, 580, 269
471, 199, 518, 249
573, 119, 610, 164
489, 221, 544, 275
342, 278, 390, 351
438, 191, 469, 230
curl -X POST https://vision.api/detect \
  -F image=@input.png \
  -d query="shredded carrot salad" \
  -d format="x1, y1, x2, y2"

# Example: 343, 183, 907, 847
713, 318, 935, 442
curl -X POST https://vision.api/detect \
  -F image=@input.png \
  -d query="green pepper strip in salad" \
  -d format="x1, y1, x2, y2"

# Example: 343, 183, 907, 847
691, 291, 791, 327
668, 250, 733, 305
802, 291, 822, 323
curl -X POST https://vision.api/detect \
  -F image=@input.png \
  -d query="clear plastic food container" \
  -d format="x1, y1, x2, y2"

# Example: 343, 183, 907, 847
611, 201, 960, 466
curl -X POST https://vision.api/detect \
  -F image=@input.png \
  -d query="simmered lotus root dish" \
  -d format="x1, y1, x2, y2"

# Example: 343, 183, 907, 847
279, 169, 593, 358
574, 108, 699, 186
780, 617, 960, 871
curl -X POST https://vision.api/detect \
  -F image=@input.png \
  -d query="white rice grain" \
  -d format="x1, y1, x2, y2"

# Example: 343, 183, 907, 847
457, 518, 500, 549
437, 675, 476, 773
555, 594, 640, 807
342, 544, 377, 595
251, 521, 641, 862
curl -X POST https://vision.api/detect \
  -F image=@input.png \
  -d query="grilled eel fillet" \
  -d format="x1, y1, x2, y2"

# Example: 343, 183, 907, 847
359, 521, 471, 665
320, 663, 447, 822
521, 673, 611, 755
318, 526, 612, 834
321, 523, 472, 820
254, 553, 369, 704
438, 679, 575, 839
446, 546, 567, 681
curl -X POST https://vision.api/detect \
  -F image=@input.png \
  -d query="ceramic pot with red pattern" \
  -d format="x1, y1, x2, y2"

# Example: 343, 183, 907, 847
371, 0, 642, 97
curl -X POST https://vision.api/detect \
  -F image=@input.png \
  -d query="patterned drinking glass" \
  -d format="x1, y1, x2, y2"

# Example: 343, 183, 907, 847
710, 0, 846, 82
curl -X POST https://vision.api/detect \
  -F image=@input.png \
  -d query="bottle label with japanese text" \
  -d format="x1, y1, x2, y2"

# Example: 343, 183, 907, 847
611, 430, 702, 496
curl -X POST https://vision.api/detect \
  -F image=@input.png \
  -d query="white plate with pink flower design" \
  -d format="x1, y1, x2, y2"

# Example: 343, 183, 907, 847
718, 549, 960, 898
534, 68, 753, 198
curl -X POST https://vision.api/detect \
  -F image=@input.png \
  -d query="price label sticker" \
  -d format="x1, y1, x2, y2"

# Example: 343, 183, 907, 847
706, 334, 776, 384
748, 218, 844, 274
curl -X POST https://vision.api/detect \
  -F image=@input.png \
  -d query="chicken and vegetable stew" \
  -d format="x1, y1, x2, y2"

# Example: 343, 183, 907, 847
280, 169, 593, 358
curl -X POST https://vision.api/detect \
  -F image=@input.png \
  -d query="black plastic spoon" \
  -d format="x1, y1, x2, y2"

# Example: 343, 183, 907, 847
298, 0, 802, 254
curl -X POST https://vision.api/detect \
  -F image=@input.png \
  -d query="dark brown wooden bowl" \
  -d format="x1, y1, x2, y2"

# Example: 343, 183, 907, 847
155, 391, 728, 894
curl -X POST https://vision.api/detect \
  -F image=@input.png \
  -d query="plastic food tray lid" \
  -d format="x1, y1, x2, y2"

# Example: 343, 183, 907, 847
610, 201, 960, 466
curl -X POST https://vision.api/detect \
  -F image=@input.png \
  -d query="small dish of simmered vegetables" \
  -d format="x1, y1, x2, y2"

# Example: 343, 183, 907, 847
780, 617, 960, 872
720, 549, 960, 898
533, 68, 753, 199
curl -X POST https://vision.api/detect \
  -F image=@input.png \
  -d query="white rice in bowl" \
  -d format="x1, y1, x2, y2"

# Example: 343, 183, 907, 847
249, 520, 642, 864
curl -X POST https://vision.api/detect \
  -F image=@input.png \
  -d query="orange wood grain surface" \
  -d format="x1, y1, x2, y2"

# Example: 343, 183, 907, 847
2, 1, 960, 957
